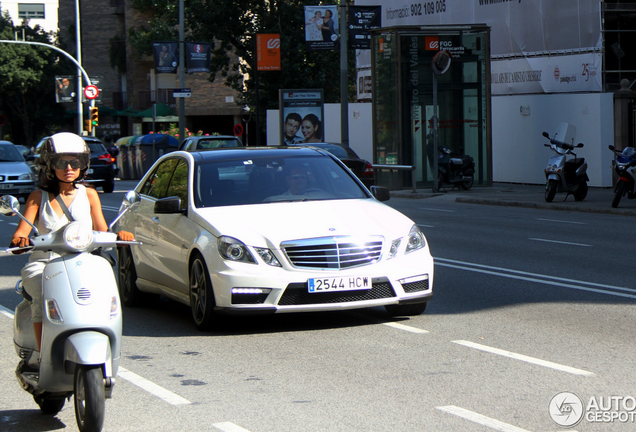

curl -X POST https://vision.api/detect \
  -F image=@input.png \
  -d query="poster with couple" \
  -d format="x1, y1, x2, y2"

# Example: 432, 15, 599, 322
279, 89, 325, 146
304, 6, 339, 51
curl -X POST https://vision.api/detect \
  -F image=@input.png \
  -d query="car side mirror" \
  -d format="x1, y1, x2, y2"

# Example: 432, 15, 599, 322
154, 196, 185, 214
370, 186, 390, 202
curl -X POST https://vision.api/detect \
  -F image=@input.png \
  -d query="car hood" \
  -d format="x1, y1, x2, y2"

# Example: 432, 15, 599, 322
0, 161, 33, 175
193, 198, 414, 248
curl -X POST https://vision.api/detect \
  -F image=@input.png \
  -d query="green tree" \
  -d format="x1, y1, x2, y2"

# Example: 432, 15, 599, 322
0, 12, 71, 145
128, 1, 355, 131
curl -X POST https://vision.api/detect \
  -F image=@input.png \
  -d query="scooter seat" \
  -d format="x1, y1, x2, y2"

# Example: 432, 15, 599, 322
566, 158, 586, 168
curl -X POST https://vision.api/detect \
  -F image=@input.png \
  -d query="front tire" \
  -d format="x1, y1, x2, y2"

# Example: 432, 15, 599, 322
74, 365, 105, 432
385, 302, 427, 317
189, 254, 216, 331
117, 246, 143, 307
612, 181, 627, 208
545, 179, 558, 202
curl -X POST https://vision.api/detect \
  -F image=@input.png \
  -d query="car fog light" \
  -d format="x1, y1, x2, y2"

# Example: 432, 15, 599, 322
231, 288, 272, 294
255, 248, 281, 267
46, 299, 63, 323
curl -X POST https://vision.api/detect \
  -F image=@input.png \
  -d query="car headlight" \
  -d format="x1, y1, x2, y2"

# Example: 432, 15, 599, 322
387, 239, 401, 260
254, 248, 281, 267
64, 223, 94, 251
218, 236, 256, 264
18, 173, 34, 181
405, 225, 426, 254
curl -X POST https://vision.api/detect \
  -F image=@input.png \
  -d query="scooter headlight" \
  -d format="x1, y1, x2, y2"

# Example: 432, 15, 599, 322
64, 223, 93, 251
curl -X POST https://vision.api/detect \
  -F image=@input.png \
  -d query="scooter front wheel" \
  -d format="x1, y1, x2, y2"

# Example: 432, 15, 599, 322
545, 179, 558, 202
460, 174, 474, 190
74, 365, 105, 432
612, 181, 627, 208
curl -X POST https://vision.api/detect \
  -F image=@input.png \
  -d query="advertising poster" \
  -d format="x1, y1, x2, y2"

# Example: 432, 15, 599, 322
153, 41, 179, 74
304, 6, 339, 51
279, 89, 324, 145
185, 42, 211, 73
55, 75, 76, 103
348, 6, 381, 50
257, 34, 281, 71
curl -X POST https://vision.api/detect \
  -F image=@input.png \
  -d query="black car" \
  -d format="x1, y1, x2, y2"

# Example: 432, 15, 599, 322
293, 142, 374, 188
33, 136, 118, 193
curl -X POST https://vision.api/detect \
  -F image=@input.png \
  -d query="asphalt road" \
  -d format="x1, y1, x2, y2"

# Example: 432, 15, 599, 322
0, 183, 634, 431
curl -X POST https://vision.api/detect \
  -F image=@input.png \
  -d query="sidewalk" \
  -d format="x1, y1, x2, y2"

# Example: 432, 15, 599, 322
390, 183, 636, 217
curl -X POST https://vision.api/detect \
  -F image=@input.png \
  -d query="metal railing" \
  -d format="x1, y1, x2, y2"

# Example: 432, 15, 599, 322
372, 164, 417, 192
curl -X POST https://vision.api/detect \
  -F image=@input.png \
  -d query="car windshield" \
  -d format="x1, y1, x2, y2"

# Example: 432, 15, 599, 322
0, 144, 25, 162
194, 154, 369, 208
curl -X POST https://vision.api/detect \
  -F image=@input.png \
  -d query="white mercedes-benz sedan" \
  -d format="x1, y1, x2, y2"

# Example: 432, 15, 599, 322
115, 147, 433, 330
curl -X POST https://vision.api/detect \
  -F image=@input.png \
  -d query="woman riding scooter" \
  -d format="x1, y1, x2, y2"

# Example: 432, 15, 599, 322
9, 132, 133, 361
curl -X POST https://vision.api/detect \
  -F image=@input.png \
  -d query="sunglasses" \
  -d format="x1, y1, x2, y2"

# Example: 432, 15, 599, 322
52, 158, 83, 170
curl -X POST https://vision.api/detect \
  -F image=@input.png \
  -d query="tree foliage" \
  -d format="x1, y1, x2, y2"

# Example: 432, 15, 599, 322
0, 12, 70, 145
128, 1, 355, 120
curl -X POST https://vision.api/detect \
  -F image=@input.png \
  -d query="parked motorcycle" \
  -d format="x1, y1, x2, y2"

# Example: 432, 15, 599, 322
608, 145, 636, 208
1, 190, 140, 432
542, 122, 589, 202
430, 145, 475, 192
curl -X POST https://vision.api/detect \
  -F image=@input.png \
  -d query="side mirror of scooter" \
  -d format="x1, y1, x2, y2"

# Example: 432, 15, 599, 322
0, 195, 20, 217
108, 190, 141, 230
542, 132, 550, 139
576, 143, 584, 148
609, 145, 615, 151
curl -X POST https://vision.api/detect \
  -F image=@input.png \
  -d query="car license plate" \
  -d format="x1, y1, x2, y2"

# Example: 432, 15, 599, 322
308, 276, 371, 293
0, 184, 13, 189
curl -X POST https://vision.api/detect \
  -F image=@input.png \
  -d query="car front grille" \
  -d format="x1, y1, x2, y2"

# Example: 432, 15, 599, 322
282, 236, 383, 270
277, 280, 396, 306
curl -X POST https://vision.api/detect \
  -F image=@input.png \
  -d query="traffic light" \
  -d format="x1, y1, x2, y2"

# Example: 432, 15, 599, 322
90, 106, 99, 127
84, 119, 92, 133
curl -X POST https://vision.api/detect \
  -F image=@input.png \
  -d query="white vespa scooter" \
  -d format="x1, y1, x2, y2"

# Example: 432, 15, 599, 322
1, 191, 140, 432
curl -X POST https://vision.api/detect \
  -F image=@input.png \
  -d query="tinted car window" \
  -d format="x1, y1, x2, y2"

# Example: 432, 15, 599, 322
197, 138, 241, 149
140, 158, 179, 198
166, 160, 189, 210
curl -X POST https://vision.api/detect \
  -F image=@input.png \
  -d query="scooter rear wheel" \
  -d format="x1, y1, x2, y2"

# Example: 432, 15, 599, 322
573, 181, 588, 201
545, 179, 558, 202
612, 181, 627, 208
74, 365, 105, 432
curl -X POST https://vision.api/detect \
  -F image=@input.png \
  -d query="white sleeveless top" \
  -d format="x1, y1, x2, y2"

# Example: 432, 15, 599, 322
36, 184, 93, 234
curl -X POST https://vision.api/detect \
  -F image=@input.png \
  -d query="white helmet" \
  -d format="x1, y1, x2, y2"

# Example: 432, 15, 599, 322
39, 132, 90, 178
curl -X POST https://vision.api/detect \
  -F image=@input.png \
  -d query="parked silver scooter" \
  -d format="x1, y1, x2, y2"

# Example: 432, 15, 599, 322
542, 122, 589, 202
1, 191, 140, 432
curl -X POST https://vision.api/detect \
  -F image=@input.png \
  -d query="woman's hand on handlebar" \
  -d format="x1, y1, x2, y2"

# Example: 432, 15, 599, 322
117, 231, 135, 242
9, 237, 31, 254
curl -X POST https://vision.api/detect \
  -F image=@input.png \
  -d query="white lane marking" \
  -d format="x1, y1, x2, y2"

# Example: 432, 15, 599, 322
102, 205, 121, 212
535, 217, 586, 225
383, 322, 429, 334
0, 304, 13, 319
529, 238, 591, 247
436, 406, 534, 432
453, 340, 594, 376
117, 367, 191, 405
213, 422, 252, 432
435, 258, 636, 299
418, 207, 455, 213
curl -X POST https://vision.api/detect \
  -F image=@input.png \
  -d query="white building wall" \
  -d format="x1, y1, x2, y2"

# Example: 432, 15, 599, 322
1, 1, 59, 34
